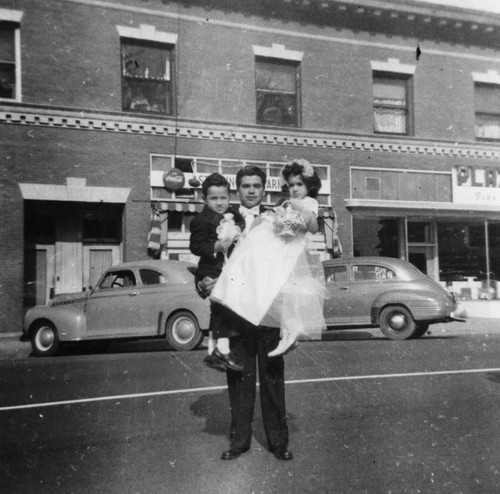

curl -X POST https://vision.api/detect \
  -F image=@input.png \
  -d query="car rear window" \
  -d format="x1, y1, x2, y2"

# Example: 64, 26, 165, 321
352, 265, 396, 281
140, 269, 166, 285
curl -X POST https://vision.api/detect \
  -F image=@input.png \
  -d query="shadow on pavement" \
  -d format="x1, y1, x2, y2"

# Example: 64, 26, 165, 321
320, 329, 457, 342
485, 372, 500, 384
190, 391, 229, 437
52, 338, 193, 357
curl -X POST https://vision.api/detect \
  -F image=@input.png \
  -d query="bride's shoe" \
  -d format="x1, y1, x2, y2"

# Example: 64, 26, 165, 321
268, 336, 298, 357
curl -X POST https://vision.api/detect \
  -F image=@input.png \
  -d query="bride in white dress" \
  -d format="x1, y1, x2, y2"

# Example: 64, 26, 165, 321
210, 159, 328, 356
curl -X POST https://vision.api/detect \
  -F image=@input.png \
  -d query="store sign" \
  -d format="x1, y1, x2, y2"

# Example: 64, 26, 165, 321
151, 168, 330, 196
453, 165, 500, 206
159, 171, 283, 192
163, 168, 185, 191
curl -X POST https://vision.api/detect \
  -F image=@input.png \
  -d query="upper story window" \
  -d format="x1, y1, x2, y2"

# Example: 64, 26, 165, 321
0, 9, 23, 101
474, 82, 500, 140
370, 58, 415, 136
256, 59, 300, 126
117, 24, 177, 115
253, 44, 303, 127
373, 74, 411, 135
121, 39, 174, 114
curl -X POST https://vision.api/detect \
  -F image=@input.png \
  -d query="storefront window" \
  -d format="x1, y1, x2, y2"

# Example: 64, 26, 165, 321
353, 218, 399, 258
437, 222, 486, 282
436, 221, 500, 301
408, 222, 431, 243
489, 222, 500, 281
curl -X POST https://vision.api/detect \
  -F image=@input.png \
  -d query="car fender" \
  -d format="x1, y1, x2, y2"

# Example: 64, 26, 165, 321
371, 290, 451, 324
160, 293, 211, 333
24, 305, 87, 341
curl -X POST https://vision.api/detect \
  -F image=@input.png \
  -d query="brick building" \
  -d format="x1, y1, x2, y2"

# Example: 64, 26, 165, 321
1, 0, 500, 333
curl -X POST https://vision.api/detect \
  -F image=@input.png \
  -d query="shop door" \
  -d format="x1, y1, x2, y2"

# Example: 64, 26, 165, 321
55, 213, 83, 295
24, 201, 124, 306
408, 246, 436, 278
406, 221, 438, 280
83, 245, 121, 291
24, 245, 55, 308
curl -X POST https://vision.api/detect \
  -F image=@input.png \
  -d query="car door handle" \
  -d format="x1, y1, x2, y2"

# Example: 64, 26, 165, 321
129, 291, 139, 296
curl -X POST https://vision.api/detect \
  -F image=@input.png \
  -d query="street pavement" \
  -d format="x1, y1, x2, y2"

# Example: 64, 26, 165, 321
2, 318, 500, 493
1, 317, 498, 360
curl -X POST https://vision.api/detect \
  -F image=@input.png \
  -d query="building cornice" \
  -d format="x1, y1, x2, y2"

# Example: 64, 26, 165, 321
59, 0, 500, 48
2, 105, 500, 161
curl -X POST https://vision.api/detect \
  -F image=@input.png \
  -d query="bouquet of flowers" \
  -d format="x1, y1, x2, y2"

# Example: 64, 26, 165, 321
273, 201, 307, 238
217, 213, 242, 254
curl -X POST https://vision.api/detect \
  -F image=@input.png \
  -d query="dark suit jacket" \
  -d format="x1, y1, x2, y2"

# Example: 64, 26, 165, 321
189, 205, 245, 284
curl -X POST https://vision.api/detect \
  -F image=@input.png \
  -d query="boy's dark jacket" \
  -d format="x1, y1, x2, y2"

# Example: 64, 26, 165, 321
189, 205, 245, 282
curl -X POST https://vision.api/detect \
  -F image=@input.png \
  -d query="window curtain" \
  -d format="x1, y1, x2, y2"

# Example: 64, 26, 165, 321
374, 105, 407, 133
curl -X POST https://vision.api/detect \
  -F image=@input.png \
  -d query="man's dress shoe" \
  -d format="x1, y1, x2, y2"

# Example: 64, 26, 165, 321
221, 446, 250, 460
211, 347, 244, 372
272, 449, 293, 460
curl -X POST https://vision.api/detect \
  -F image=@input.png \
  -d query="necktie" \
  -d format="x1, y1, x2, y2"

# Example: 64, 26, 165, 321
240, 206, 260, 229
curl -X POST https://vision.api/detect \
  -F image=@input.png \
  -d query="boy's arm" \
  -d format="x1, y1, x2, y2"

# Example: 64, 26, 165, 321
189, 217, 222, 258
195, 276, 217, 298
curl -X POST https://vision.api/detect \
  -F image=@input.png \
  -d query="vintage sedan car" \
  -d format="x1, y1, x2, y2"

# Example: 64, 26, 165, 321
323, 256, 466, 340
24, 260, 210, 357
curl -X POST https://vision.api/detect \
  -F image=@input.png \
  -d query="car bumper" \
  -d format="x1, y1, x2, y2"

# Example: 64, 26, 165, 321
449, 304, 467, 322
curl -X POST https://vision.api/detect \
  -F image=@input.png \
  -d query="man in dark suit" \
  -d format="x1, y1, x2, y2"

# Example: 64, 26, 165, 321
198, 165, 293, 462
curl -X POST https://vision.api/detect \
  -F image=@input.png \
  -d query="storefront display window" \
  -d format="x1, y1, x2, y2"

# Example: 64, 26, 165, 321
437, 221, 500, 300
353, 218, 399, 258
354, 217, 500, 301
438, 222, 487, 283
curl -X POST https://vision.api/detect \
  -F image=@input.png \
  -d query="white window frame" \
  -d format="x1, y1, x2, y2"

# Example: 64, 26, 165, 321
473, 71, 500, 141
116, 24, 177, 115
252, 44, 304, 126
370, 58, 416, 76
0, 8, 23, 102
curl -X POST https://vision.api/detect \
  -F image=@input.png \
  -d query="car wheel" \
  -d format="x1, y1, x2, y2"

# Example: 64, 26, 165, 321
30, 321, 60, 357
165, 311, 204, 351
413, 323, 430, 339
378, 305, 417, 340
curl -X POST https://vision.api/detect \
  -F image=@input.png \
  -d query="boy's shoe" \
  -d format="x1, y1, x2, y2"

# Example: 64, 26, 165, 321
211, 347, 244, 372
203, 353, 227, 372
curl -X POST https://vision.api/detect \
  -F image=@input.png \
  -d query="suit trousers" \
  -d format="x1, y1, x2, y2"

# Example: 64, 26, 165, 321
226, 317, 288, 453
210, 301, 240, 339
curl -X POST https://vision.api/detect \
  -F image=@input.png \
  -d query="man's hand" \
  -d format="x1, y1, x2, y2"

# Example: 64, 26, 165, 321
198, 276, 217, 296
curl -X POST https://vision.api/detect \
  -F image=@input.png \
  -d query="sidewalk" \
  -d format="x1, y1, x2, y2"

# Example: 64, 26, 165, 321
1, 318, 498, 360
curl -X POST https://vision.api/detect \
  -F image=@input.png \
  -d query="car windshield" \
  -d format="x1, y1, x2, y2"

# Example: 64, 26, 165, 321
98, 270, 136, 289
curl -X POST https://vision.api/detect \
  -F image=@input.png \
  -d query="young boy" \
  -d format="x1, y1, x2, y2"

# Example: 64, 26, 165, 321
189, 173, 245, 371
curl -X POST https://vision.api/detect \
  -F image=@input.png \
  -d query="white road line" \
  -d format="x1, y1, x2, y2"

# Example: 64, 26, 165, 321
2, 367, 500, 412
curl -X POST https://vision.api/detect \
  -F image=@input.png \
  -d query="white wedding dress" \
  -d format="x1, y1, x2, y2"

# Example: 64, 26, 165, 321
210, 197, 327, 355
